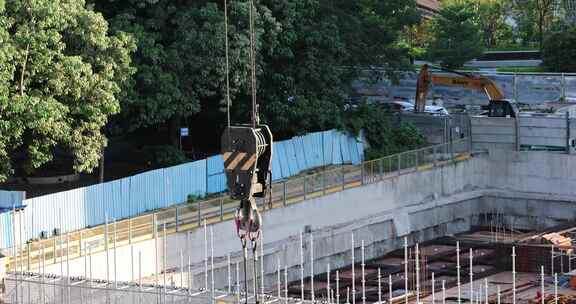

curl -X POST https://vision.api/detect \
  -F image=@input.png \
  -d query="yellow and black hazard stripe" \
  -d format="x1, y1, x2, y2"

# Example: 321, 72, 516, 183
223, 151, 257, 171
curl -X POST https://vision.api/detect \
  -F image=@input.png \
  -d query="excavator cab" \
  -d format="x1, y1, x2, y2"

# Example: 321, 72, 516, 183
488, 99, 518, 118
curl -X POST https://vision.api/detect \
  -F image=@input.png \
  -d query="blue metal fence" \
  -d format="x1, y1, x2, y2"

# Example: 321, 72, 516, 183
20, 129, 364, 242
0, 211, 13, 248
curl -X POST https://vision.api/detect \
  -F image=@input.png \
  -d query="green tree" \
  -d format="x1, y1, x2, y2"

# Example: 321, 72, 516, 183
477, 0, 512, 48
512, 0, 557, 48
96, 0, 420, 141
344, 103, 426, 160
259, 0, 420, 138
0, 0, 135, 181
427, 0, 484, 67
542, 26, 576, 73
96, 0, 279, 144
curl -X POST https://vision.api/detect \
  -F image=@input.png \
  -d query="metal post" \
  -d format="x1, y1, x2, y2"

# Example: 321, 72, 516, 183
283, 181, 287, 206
541, 266, 545, 304
555, 273, 558, 304
361, 162, 365, 185
566, 112, 571, 154
311, 233, 315, 303
175, 207, 180, 232
342, 165, 345, 191
204, 221, 208, 290
513, 73, 518, 102
154, 213, 159, 287
180, 250, 184, 288
433, 145, 438, 167
261, 231, 264, 299
285, 265, 288, 304
442, 280, 446, 304
378, 268, 382, 304
512, 247, 516, 304
404, 237, 408, 304
497, 286, 500, 304
278, 258, 282, 299
228, 253, 231, 294
114, 219, 118, 288
397, 153, 401, 175
163, 224, 167, 297
220, 197, 224, 221
337, 270, 341, 304
66, 232, 70, 304
211, 226, 215, 303
457, 242, 461, 304
432, 272, 436, 304
352, 234, 356, 304
389, 274, 392, 304
105, 215, 110, 283
562, 73, 567, 102
552, 245, 555, 275
198, 201, 202, 226
301, 231, 305, 301
416, 243, 420, 304
362, 240, 366, 304
485, 278, 488, 304
470, 248, 474, 304
236, 262, 240, 303
303, 177, 307, 200
327, 264, 331, 304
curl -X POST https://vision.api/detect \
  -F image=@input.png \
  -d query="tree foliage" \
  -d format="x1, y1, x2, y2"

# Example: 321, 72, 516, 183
427, 0, 484, 67
477, 0, 512, 48
344, 103, 426, 160
95, 0, 421, 140
542, 26, 576, 73
0, 0, 135, 181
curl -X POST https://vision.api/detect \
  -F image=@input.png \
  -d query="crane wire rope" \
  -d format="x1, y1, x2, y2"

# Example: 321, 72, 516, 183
223, 1, 261, 302
225, 0, 231, 129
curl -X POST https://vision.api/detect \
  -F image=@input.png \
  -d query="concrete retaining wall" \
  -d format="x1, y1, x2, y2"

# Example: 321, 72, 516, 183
38, 150, 576, 292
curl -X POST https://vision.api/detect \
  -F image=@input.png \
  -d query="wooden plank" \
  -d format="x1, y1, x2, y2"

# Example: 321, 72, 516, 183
519, 117, 566, 128
519, 127, 567, 138
472, 134, 516, 144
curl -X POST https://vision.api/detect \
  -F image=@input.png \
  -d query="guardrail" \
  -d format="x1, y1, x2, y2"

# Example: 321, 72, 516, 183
6, 138, 472, 273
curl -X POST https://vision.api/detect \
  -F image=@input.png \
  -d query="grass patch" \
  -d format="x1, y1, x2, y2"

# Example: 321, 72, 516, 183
496, 66, 546, 73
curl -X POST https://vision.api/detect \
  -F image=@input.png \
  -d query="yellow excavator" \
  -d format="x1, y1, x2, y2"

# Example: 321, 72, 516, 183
415, 64, 519, 117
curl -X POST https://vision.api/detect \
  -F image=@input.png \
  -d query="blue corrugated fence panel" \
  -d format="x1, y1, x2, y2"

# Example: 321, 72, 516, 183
322, 130, 334, 166
271, 145, 283, 181
348, 136, 361, 165
0, 190, 25, 209
84, 183, 104, 227
207, 155, 226, 194
331, 131, 343, 165
278, 141, 292, 178
303, 132, 322, 168
189, 159, 208, 198
0, 211, 13, 248
292, 137, 308, 172
284, 139, 299, 176
340, 132, 352, 163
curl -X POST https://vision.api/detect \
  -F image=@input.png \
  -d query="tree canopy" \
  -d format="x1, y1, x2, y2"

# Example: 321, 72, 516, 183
95, 0, 420, 140
0, 0, 135, 182
427, 0, 484, 67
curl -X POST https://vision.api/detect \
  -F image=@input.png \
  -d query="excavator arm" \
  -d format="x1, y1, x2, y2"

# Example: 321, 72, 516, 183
415, 64, 517, 117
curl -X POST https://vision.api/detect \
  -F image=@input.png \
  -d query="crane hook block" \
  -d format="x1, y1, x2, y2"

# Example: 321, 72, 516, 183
222, 125, 273, 200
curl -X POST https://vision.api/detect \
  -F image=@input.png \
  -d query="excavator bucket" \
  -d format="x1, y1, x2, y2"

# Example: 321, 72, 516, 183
221, 125, 273, 200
